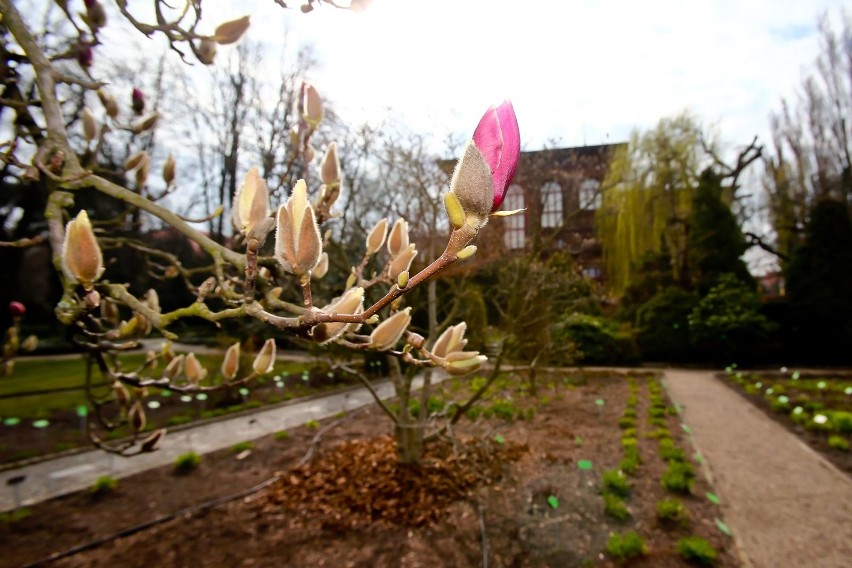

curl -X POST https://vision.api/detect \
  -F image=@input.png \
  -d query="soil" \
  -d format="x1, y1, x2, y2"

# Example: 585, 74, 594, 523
0, 371, 738, 567
718, 371, 852, 475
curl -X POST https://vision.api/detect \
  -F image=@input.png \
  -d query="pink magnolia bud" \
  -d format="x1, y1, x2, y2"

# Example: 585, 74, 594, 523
300, 82, 323, 127
320, 142, 340, 185
386, 218, 409, 257
184, 353, 207, 384
431, 322, 468, 358
85, 0, 107, 31
8, 301, 25, 318
131, 88, 145, 115
366, 218, 388, 254
449, 101, 520, 228
232, 166, 270, 235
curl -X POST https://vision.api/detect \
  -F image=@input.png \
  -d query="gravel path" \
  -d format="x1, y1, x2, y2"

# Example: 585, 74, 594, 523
663, 369, 852, 568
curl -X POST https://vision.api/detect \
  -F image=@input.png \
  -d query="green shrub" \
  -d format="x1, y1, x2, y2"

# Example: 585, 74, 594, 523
91, 475, 118, 496
274, 430, 289, 441
636, 286, 699, 361
649, 407, 666, 418
662, 462, 695, 494
621, 427, 637, 439
677, 536, 717, 565
622, 407, 637, 419
602, 469, 630, 498
305, 419, 320, 429
606, 531, 646, 560
648, 417, 668, 428
553, 313, 638, 365
646, 427, 672, 439
828, 435, 849, 451
603, 493, 629, 521
174, 451, 201, 473
656, 498, 689, 526
231, 441, 254, 453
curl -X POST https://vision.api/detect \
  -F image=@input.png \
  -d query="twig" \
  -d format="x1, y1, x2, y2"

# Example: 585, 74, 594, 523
476, 499, 489, 568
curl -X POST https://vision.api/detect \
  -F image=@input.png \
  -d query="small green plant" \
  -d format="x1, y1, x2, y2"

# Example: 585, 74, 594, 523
828, 435, 849, 451
602, 469, 630, 498
91, 475, 118, 496
231, 441, 255, 453
677, 536, 717, 565
305, 419, 320, 429
649, 406, 666, 418
618, 416, 636, 429
648, 417, 668, 427
603, 493, 629, 520
662, 461, 695, 494
622, 407, 637, 419
646, 427, 672, 439
621, 437, 638, 451
0, 508, 31, 523
830, 411, 852, 433
659, 439, 687, 462
656, 498, 689, 526
274, 430, 289, 440
606, 530, 646, 560
618, 455, 639, 475
174, 451, 202, 473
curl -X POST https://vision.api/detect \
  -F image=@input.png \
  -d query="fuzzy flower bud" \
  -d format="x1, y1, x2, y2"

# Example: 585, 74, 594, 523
449, 101, 520, 228
162, 354, 184, 381
320, 142, 340, 185
61, 210, 104, 290
232, 166, 270, 235
112, 380, 130, 407
369, 308, 411, 351
128, 401, 146, 432
77, 45, 93, 68
386, 218, 409, 257
85, 0, 107, 31
162, 154, 176, 185
274, 179, 322, 275
184, 353, 207, 384
431, 322, 469, 358
8, 301, 25, 318
221, 342, 240, 380
97, 89, 119, 119
444, 352, 488, 376
316, 287, 364, 343
131, 113, 159, 134
313, 252, 329, 279
144, 289, 160, 313
141, 428, 166, 452
82, 107, 98, 142
301, 82, 323, 127
197, 38, 217, 65
253, 338, 276, 375
366, 218, 388, 255
131, 88, 145, 115
214, 15, 251, 45
388, 244, 417, 281
21, 335, 38, 352
123, 151, 149, 172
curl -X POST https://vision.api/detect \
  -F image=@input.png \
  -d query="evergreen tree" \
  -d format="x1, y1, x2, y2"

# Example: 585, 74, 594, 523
786, 198, 852, 361
686, 168, 753, 294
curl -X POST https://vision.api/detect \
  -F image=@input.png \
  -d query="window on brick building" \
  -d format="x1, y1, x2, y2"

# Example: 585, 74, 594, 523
541, 181, 563, 228
503, 184, 525, 249
579, 178, 602, 210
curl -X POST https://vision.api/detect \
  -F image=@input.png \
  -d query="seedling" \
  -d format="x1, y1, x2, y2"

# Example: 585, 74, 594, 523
678, 536, 717, 565
602, 469, 630, 498
547, 495, 559, 509
174, 451, 201, 473
231, 441, 255, 454
91, 475, 118, 496
606, 531, 646, 560
656, 498, 689, 526
603, 493, 629, 521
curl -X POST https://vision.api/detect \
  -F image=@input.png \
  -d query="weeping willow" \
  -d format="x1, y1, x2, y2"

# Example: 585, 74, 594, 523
597, 114, 705, 294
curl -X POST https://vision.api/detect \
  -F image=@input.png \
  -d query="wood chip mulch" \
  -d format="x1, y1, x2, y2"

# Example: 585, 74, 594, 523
253, 435, 527, 530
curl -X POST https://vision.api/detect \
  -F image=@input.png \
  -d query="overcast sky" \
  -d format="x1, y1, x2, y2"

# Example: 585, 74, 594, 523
197, 0, 850, 157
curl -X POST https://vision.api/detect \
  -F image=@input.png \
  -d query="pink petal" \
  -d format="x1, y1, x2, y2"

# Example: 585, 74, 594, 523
492, 101, 520, 209
472, 107, 504, 178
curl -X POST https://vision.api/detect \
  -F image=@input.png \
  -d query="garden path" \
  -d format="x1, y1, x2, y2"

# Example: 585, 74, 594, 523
0, 372, 440, 512
663, 369, 852, 568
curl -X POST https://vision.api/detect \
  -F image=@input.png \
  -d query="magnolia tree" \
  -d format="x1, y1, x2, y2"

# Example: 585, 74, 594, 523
0, 0, 521, 464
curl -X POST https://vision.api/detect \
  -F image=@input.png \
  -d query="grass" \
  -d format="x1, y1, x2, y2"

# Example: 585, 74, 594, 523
0, 355, 312, 417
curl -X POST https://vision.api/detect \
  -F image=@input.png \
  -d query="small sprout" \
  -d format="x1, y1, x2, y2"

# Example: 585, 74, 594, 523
547, 495, 559, 509
90, 475, 117, 497
173, 451, 201, 473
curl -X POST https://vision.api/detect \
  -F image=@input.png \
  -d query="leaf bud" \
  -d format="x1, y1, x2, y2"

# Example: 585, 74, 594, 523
457, 245, 477, 260
444, 191, 465, 229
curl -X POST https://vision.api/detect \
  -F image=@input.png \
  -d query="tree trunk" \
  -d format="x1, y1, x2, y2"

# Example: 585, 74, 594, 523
389, 357, 424, 465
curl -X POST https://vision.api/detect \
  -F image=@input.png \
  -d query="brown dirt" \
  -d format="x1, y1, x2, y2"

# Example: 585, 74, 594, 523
0, 372, 738, 567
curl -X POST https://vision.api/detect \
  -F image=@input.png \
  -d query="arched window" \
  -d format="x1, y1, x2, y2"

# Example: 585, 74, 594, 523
579, 179, 602, 210
541, 181, 563, 228
503, 184, 525, 250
